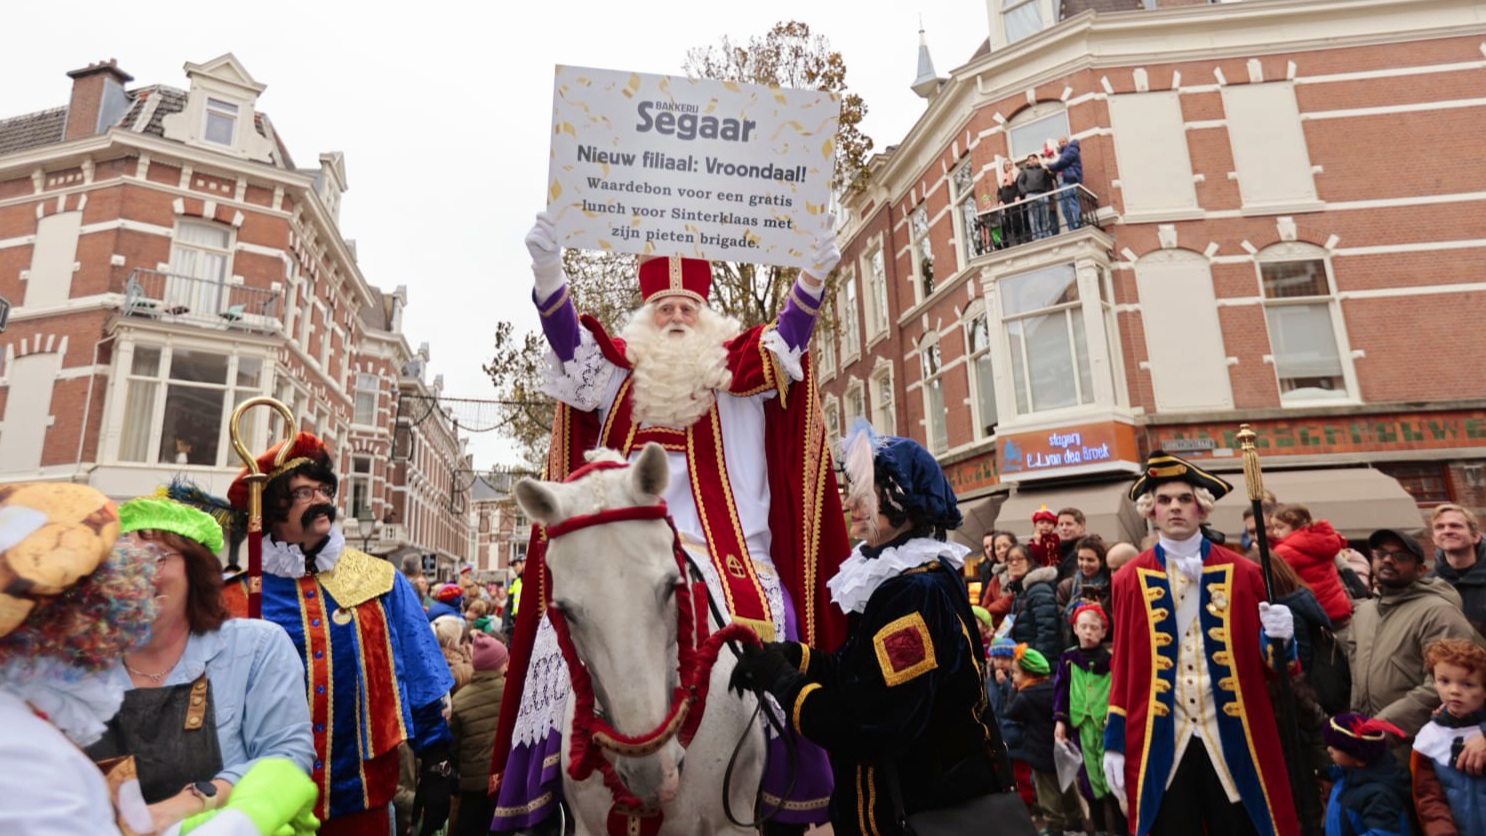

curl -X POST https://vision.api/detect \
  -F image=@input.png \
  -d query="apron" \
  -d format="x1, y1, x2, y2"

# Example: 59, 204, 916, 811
85, 675, 224, 804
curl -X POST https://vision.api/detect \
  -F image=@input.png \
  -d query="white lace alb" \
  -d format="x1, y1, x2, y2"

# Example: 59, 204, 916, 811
541, 329, 617, 412
827, 538, 970, 615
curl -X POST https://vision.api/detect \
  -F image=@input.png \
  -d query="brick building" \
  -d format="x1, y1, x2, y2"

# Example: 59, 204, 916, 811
469, 471, 530, 584
821, 0, 1486, 545
0, 53, 472, 567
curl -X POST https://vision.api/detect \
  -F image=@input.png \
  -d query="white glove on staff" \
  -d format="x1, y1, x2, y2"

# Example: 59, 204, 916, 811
1258, 601, 1295, 642
1103, 751, 1126, 804
800, 224, 841, 289
525, 212, 564, 299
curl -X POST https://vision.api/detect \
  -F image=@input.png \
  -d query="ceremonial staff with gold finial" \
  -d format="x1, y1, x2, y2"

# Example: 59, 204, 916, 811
1239, 424, 1322, 836
228, 396, 296, 619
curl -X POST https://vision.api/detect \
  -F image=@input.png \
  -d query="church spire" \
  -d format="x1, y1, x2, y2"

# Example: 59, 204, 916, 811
911, 17, 942, 99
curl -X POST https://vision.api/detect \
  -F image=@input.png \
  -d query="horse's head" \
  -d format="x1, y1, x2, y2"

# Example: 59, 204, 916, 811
514, 443, 686, 804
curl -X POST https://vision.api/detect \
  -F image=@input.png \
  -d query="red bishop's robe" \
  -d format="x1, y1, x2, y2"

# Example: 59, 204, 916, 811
491, 314, 851, 782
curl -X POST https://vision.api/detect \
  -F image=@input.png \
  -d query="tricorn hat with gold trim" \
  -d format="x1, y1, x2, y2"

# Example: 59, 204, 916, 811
1128, 450, 1233, 501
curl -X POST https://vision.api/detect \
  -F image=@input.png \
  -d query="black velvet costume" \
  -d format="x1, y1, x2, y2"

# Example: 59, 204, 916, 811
777, 537, 1003, 835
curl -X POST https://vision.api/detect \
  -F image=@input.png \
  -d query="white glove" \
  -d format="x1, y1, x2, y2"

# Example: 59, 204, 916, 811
1258, 601, 1294, 642
800, 224, 840, 288
1103, 750, 1126, 804
525, 211, 564, 299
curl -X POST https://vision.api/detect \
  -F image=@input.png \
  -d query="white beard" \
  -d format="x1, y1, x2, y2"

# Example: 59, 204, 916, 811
622, 308, 739, 429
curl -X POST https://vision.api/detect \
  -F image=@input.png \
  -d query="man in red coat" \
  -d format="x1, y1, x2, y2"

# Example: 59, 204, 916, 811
1103, 451, 1300, 836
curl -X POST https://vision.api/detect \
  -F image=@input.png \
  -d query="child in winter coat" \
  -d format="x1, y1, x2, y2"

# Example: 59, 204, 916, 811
450, 633, 508, 836
1272, 503, 1354, 626
988, 637, 1035, 811
1412, 639, 1486, 836
1053, 603, 1125, 836
1323, 713, 1415, 836
1006, 646, 1083, 835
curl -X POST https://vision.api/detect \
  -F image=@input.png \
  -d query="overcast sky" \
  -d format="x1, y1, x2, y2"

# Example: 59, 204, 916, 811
3, 0, 991, 469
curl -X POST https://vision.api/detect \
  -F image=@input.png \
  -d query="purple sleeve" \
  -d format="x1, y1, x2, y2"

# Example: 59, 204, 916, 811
534, 286, 581, 363
774, 279, 825, 351
1051, 653, 1073, 723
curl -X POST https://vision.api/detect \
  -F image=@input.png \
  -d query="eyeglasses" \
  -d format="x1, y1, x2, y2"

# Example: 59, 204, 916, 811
1372, 549, 1420, 563
290, 485, 336, 503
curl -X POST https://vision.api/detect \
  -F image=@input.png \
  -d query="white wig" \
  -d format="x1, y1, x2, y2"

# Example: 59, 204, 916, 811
1134, 486, 1217, 519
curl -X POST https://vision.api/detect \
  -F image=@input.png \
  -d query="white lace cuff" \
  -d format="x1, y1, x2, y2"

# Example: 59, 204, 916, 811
761, 329, 805, 383
540, 328, 618, 412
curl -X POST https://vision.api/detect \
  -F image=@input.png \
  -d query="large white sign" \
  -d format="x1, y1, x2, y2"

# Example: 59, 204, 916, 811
546, 65, 840, 269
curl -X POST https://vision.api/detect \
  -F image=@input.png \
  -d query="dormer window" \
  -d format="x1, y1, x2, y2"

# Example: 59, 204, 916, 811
205, 98, 238, 145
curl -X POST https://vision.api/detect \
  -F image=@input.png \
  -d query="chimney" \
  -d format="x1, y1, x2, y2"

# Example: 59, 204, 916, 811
65, 59, 134, 141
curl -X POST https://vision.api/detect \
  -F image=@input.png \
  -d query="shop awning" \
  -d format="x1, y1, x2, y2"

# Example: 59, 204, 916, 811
996, 481, 1149, 546
948, 493, 1008, 548
1207, 466, 1424, 542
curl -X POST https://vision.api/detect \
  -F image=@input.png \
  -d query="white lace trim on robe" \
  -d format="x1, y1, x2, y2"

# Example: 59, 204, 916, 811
540, 328, 617, 412
827, 538, 969, 616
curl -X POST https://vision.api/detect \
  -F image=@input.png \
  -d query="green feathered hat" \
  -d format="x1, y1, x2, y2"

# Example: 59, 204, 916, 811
119, 497, 225, 553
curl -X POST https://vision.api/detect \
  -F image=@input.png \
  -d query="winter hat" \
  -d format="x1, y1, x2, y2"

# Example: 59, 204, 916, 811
1323, 713, 1405, 765
435, 583, 463, 604
472, 632, 509, 672
989, 637, 1018, 659
971, 606, 993, 631
1070, 602, 1110, 629
1032, 505, 1058, 525
1014, 644, 1050, 676
119, 497, 225, 553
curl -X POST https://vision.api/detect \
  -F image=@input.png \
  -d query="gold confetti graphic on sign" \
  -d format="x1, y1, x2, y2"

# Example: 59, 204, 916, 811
555, 122, 576, 137
599, 240, 613, 250
805, 202, 824, 215
722, 81, 741, 93
622, 73, 641, 98
744, 230, 761, 245
821, 137, 836, 159
705, 99, 719, 114
549, 181, 562, 202
773, 89, 788, 105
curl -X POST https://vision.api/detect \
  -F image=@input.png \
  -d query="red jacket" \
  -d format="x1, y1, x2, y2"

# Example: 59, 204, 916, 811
1274, 520, 1353, 624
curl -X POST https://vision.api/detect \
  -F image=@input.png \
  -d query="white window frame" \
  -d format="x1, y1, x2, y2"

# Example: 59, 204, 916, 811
114, 343, 268, 468
821, 394, 841, 445
964, 301, 1001, 439
837, 268, 861, 367
1255, 244, 1358, 406
1007, 104, 1070, 161
845, 379, 867, 429
354, 372, 379, 426
950, 158, 980, 268
348, 455, 374, 519
168, 220, 234, 316
862, 243, 889, 341
870, 362, 896, 436
204, 97, 239, 147
910, 203, 935, 302
815, 324, 837, 380
919, 333, 949, 455
999, 262, 1097, 418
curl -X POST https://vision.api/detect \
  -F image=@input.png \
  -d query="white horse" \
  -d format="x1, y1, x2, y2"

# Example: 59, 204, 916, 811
513, 443, 767, 836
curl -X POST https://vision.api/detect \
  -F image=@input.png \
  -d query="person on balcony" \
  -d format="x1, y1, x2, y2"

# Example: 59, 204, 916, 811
1016, 154, 1054, 240
1046, 137, 1083, 231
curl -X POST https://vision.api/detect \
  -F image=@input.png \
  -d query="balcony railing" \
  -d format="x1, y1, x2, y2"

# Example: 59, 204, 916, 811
122, 268, 282, 334
971, 184, 1104, 258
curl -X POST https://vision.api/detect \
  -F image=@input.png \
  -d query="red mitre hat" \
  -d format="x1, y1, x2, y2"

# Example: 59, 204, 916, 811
227, 432, 334, 510
638, 255, 711, 306
1032, 504, 1058, 525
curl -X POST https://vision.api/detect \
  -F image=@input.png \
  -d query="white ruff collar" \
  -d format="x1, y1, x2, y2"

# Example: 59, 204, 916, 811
0, 657, 131, 747
827, 538, 969, 615
264, 526, 346, 578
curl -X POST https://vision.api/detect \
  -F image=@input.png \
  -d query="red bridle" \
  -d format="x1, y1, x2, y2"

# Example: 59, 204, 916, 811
543, 499, 761, 830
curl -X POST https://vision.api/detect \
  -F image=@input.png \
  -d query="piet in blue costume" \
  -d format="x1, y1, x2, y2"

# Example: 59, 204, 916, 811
222, 433, 454, 834
730, 421, 1013, 836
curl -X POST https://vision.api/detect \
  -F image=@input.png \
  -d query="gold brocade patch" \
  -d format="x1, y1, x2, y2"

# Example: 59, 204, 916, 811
317, 547, 396, 609
873, 612, 937, 687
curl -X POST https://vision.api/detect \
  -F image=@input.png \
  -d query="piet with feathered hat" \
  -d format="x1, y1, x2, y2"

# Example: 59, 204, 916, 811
215, 429, 458, 828
727, 420, 1015, 836
1101, 449, 1301, 836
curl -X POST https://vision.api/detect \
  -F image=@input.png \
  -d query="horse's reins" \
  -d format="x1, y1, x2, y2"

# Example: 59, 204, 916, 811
544, 498, 763, 829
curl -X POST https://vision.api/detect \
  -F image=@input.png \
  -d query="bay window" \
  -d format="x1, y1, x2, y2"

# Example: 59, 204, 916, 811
920, 336, 948, 454
1002, 264, 1095, 415
118, 345, 266, 467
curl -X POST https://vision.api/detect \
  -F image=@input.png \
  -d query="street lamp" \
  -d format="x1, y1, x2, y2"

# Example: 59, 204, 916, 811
355, 505, 381, 554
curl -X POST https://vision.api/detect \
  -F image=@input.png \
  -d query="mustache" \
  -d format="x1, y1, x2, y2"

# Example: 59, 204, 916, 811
301, 503, 337, 528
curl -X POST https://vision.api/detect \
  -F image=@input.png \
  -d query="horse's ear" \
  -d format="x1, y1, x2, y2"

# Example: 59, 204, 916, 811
514, 478, 563, 526
631, 442, 669, 501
